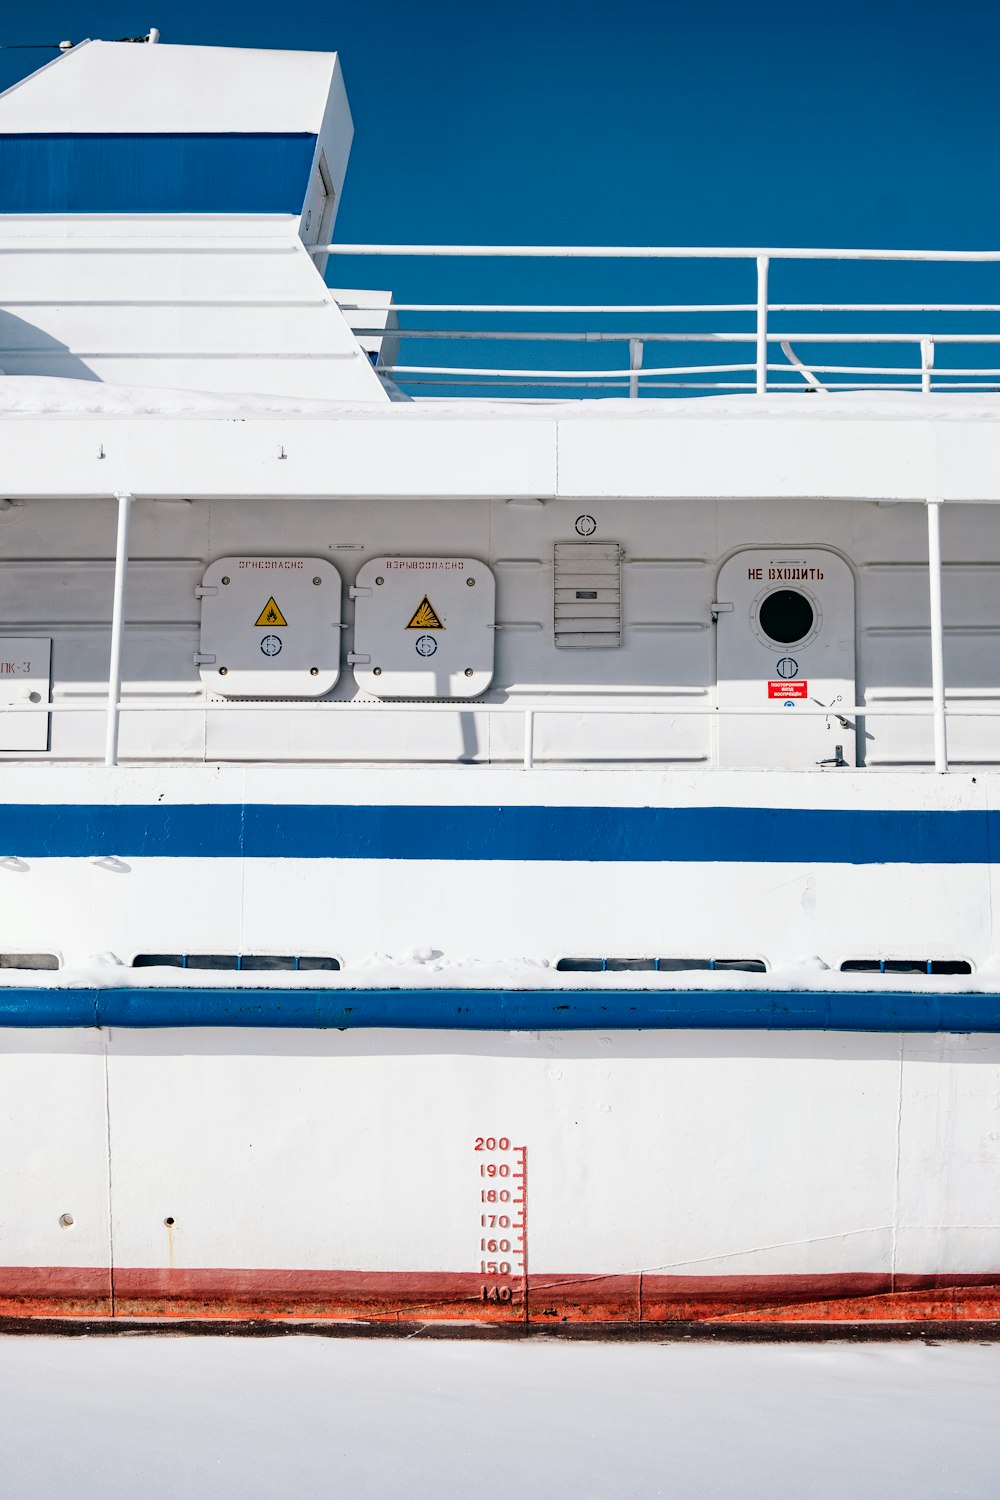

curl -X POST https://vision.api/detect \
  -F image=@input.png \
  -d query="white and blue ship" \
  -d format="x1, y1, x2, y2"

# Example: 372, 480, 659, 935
1, 33, 999, 1326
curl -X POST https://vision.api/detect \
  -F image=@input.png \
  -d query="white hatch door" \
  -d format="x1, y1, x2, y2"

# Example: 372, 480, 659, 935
715, 548, 856, 769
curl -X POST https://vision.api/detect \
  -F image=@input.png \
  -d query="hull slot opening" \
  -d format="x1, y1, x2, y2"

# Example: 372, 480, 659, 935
556, 957, 767, 973
840, 959, 973, 976
132, 954, 341, 971
0, 953, 59, 970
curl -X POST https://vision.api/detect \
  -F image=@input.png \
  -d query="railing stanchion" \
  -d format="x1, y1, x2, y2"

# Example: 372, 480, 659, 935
629, 338, 643, 399
927, 498, 948, 772
921, 337, 934, 394
755, 256, 770, 394
523, 709, 535, 771
104, 491, 133, 768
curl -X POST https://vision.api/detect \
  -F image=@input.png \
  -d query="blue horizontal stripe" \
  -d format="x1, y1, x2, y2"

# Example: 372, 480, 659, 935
0, 802, 996, 863
0, 133, 316, 213
0, 987, 998, 1031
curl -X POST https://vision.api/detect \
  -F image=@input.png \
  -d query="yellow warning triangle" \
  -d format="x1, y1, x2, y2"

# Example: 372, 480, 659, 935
406, 595, 445, 630
254, 597, 288, 628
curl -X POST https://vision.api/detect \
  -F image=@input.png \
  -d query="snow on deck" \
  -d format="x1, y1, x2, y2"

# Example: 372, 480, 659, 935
0, 1335, 997, 1497
3, 374, 1000, 422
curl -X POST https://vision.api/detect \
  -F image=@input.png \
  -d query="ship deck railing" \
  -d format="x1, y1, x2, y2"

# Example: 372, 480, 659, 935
319, 243, 1000, 398
7, 695, 1000, 771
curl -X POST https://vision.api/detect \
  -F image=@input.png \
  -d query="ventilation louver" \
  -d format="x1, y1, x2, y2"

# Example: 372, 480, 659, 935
554, 542, 622, 649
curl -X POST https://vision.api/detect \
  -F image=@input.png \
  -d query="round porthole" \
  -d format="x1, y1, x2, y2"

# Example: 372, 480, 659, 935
751, 586, 821, 649
758, 589, 814, 644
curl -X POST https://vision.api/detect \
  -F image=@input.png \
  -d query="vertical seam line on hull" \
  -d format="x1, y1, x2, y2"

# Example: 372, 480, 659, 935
890, 1034, 904, 1292
103, 1029, 116, 1319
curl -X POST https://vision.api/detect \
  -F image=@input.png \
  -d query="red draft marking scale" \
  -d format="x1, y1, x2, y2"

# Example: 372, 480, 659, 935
475, 1135, 528, 1318
768, 680, 808, 699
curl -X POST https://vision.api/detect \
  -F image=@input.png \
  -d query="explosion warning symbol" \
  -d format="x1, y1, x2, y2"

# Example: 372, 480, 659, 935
254, 598, 288, 628
406, 596, 445, 630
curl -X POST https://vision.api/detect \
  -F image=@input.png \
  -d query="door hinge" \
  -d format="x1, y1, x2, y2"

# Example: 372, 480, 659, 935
346, 652, 371, 666
193, 652, 217, 665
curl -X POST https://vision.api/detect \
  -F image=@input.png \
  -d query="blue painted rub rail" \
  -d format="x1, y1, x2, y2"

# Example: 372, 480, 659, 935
1, 804, 999, 863
1, 987, 999, 1031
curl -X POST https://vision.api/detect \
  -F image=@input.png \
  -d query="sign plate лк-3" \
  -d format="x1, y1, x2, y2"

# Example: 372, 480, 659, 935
0, 636, 51, 752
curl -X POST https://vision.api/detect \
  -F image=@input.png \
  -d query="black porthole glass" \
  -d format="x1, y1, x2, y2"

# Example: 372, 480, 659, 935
758, 589, 814, 645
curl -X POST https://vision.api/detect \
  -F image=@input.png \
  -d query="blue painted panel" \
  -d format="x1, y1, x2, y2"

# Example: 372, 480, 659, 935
0, 133, 317, 213
0, 986, 998, 1031
0, 802, 996, 864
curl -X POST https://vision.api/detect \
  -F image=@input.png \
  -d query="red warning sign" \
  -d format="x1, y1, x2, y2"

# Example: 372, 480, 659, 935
768, 680, 808, 699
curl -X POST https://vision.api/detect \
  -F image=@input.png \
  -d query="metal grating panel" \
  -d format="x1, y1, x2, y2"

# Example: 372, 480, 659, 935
553, 542, 621, 648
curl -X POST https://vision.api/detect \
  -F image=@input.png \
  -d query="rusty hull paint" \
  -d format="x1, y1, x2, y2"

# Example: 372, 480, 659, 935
1, 1269, 1000, 1325
0, 1267, 113, 1319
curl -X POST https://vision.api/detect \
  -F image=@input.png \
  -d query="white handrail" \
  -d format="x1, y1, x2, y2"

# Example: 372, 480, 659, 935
329, 245, 1000, 397
317, 244, 1000, 261
927, 500, 949, 771
342, 303, 1000, 314
755, 257, 769, 395
354, 329, 1000, 343
103, 492, 132, 768
5, 699, 1000, 717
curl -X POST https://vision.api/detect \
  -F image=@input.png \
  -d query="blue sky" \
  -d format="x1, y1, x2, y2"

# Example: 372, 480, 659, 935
2, 1, 999, 390
3, 0, 998, 248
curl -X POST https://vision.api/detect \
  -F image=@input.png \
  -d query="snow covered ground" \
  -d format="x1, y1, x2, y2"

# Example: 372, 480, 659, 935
0, 1335, 997, 1497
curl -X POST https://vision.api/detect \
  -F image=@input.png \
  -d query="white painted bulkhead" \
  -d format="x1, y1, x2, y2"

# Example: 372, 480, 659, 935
0, 486, 998, 770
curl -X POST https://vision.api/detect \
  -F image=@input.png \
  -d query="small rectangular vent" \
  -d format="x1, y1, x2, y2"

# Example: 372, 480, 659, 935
554, 542, 621, 648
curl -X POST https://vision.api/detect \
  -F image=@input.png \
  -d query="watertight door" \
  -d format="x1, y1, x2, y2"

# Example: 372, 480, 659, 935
715, 548, 856, 769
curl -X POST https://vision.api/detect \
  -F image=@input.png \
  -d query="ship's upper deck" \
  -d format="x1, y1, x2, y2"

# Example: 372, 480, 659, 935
3, 39, 1000, 777
0, 37, 384, 401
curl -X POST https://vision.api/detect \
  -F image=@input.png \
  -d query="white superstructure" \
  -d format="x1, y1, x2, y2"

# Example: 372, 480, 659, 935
1, 36, 999, 1329
0, 38, 383, 398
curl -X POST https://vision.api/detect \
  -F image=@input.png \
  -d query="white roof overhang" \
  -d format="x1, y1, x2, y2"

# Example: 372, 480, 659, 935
2, 396, 1000, 502
0, 40, 339, 135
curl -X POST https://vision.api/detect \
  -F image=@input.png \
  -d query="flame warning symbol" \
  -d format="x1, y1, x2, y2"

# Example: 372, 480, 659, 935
254, 597, 288, 628
406, 596, 445, 630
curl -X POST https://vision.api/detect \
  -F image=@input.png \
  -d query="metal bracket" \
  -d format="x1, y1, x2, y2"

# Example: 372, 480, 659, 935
817, 745, 848, 768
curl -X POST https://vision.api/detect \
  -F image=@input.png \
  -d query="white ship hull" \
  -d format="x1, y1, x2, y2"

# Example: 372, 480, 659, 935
2, 1026, 998, 1325
0, 766, 998, 1326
